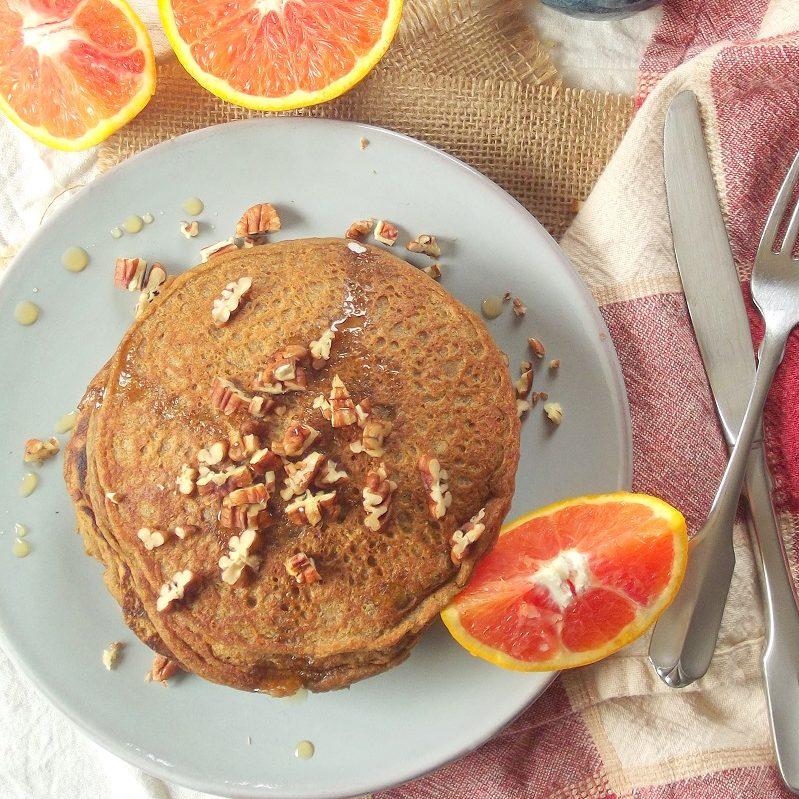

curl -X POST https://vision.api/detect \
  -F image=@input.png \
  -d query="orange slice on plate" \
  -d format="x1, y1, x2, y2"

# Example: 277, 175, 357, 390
442, 492, 688, 671
159, 0, 403, 111
0, 0, 156, 151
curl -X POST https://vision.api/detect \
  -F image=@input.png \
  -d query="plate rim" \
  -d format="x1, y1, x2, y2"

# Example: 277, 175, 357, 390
0, 115, 633, 799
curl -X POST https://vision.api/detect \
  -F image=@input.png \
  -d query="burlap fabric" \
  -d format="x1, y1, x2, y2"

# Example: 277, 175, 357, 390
98, 0, 634, 239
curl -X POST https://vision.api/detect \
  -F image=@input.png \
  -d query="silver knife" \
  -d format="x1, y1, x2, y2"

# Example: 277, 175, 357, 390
650, 90, 799, 793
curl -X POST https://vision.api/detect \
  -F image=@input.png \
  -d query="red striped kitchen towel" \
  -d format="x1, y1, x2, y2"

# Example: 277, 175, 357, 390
380, 2, 799, 796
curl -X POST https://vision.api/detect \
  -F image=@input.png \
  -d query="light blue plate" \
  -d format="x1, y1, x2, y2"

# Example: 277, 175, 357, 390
0, 118, 632, 798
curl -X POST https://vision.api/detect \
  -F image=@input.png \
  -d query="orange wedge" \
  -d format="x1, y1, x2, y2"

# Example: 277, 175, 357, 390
442, 492, 688, 671
0, 0, 156, 151
159, 0, 403, 111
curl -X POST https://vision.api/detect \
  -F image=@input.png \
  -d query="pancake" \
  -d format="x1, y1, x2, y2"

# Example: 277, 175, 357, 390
65, 237, 519, 694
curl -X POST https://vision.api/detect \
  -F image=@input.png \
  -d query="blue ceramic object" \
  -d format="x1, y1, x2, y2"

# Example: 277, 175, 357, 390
541, 0, 660, 19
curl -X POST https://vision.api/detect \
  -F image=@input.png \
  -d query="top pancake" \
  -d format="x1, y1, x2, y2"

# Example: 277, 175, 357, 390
85, 237, 519, 692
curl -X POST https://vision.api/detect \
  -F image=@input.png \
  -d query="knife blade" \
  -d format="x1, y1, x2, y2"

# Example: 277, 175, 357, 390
650, 90, 799, 793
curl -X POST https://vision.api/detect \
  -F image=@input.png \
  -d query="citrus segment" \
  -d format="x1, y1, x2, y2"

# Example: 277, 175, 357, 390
159, 0, 403, 111
441, 493, 687, 671
0, 0, 155, 150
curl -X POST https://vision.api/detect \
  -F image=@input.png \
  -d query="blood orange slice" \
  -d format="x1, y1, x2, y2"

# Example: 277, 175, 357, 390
442, 492, 687, 671
0, 0, 156, 151
159, 0, 403, 111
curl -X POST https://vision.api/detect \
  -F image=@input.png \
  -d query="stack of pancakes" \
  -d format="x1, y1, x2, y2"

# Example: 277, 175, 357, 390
65, 238, 519, 694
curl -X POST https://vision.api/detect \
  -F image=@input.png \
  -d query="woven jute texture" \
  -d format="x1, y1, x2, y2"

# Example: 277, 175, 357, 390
99, 0, 635, 239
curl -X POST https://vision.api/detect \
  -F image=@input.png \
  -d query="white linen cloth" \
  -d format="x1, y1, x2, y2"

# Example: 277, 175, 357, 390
0, 5, 658, 797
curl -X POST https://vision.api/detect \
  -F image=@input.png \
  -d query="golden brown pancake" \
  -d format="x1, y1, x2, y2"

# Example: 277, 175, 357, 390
65, 238, 519, 694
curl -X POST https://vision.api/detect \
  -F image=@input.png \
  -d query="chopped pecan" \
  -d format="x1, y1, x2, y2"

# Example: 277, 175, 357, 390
176, 463, 198, 495
224, 482, 271, 507
314, 458, 348, 488
272, 421, 319, 458
315, 375, 357, 427
345, 218, 374, 241
138, 527, 166, 550
362, 464, 397, 531
220, 502, 271, 530
374, 219, 398, 246
528, 338, 545, 359
236, 203, 281, 238
544, 402, 563, 425
197, 440, 228, 467
102, 641, 124, 671
285, 552, 321, 584
200, 237, 253, 263
147, 654, 182, 685
219, 529, 261, 585
406, 234, 441, 257
247, 394, 277, 418
210, 377, 261, 417
180, 220, 199, 238
255, 345, 309, 393
309, 328, 335, 369
174, 525, 198, 540
422, 263, 442, 280
418, 455, 453, 520
134, 263, 169, 318
350, 418, 392, 458
280, 451, 326, 500
114, 257, 147, 292
23, 437, 60, 464
250, 447, 282, 475
285, 489, 338, 527
450, 508, 486, 565
156, 570, 195, 612
515, 362, 533, 399
549, 359, 560, 370
512, 297, 527, 317
228, 430, 260, 462
211, 276, 252, 326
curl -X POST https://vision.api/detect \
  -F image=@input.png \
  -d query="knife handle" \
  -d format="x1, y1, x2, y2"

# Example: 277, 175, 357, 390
745, 446, 799, 793
648, 521, 735, 686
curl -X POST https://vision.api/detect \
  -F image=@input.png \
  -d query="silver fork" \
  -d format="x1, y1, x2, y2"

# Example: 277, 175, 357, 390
651, 150, 799, 688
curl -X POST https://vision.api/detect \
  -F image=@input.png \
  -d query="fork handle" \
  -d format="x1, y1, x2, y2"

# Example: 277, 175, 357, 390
703, 327, 787, 539
745, 446, 799, 792
649, 326, 788, 685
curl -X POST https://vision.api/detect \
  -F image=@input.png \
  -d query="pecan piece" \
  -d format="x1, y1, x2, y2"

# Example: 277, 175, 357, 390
406, 234, 441, 257
156, 570, 195, 612
285, 552, 321, 584
280, 451, 327, 500
450, 508, 486, 565
223, 482, 271, 507
134, 263, 169, 318
272, 421, 319, 458
236, 203, 281, 238
211, 276, 252, 326
147, 654, 182, 685
345, 218, 374, 241
350, 418, 392, 458
285, 489, 338, 527
309, 328, 335, 369
176, 463, 198, 495
114, 257, 147, 292
219, 529, 261, 585
515, 361, 533, 399
418, 455, 453, 520
23, 437, 60, 464
374, 219, 398, 246
180, 220, 199, 238
362, 464, 397, 531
